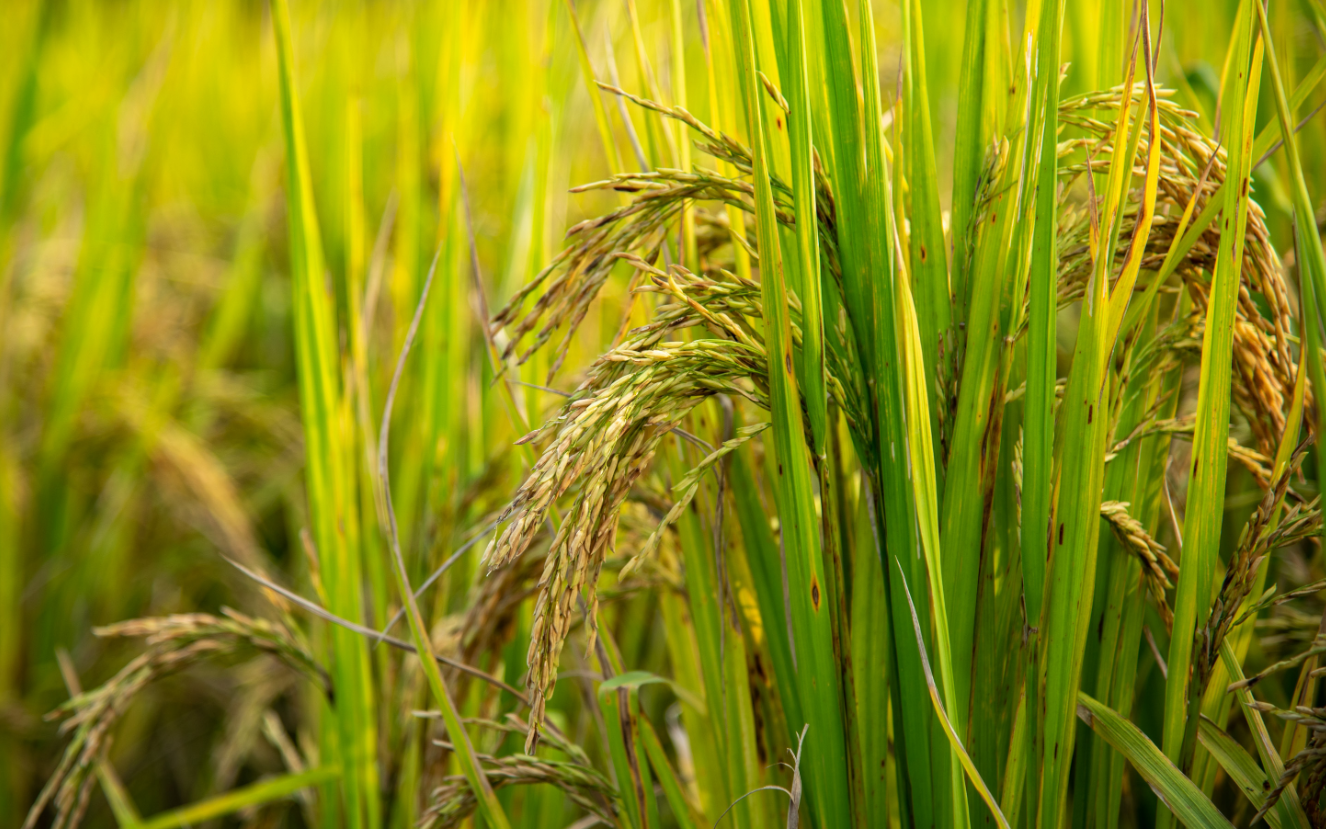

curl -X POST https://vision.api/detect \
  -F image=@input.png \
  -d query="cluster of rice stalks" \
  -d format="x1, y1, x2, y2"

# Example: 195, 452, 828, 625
13, 0, 1326, 828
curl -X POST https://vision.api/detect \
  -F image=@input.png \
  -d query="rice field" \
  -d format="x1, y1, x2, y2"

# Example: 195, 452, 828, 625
7, 0, 1326, 827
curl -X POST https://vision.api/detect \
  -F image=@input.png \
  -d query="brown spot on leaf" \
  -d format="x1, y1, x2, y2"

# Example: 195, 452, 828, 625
920, 244, 928, 262
811, 577, 821, 611
1058, 523, 1065, 545
1088, 404, 1093, 424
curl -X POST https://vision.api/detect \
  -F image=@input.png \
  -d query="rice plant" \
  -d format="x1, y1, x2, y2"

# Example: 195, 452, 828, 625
10, 0, 1326, 827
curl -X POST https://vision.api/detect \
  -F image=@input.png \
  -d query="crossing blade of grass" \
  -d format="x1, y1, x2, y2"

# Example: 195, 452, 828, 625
136, 768, 341, 829
997, 688, 1026, 826
342, 102, 392, 649
1197, 717, 1285, 827
896, 558, 1007, 829
385, 37, 426, 559
375, 246, 510, 829
223, 557, 529, 700
1161, 0, 1262, 777
270, 2, 379, 826
1076, 693, 1234, 829
891, 119, 971, 829
95, 768, 141, 829
1252, 48, 1326, 166
1218, 639, 1311, 827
